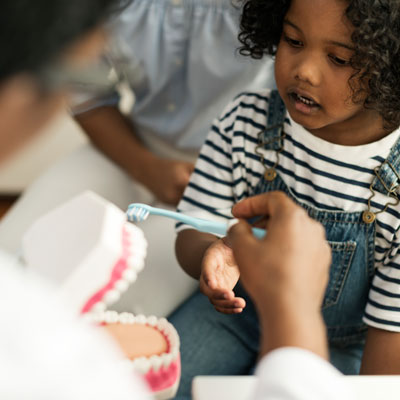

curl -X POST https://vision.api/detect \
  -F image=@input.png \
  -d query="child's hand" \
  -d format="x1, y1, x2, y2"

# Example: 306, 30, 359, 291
199, 238, 246, 314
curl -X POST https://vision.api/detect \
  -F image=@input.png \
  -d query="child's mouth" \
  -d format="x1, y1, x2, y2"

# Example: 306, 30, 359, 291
289, 92, 320, 114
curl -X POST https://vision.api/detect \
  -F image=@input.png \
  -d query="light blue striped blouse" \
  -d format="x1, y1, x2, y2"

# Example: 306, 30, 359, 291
78, 0, 275, 150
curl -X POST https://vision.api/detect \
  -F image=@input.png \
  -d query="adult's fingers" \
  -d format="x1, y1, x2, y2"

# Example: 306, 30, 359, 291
214, 306, 244, 314
227, 219, 260, 253
232, 191, 294, 219
210, 297, 246, 310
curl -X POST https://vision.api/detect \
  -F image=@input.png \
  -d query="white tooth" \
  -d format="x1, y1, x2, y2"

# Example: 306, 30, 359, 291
114, 279, 129, 292
171, 348, 179, 360
128, 257, 145, 273
149, 355, 162, 372
157, 318, 169, 331
161, 353, 173, 367
147, 316, 158, 326
104, 290, 121, 305
132, 358, 141, 370
123, 268, 137, 283
135, 314, 147, 324
104, 311, 119, 324
119, 312, 135, 324
91, 301, 106, 313
169, 335, 177, 348
139, 358, 151, 374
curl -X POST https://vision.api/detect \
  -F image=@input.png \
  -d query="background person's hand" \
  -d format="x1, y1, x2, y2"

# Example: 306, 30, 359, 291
144, 157, 194, 206
199, 238, 245, 314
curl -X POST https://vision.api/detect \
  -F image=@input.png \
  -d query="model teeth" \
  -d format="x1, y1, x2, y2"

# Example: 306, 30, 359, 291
162, 353, 173, 367
149, 355, 163, 372
133, 357, 151, 374
147, 315, 158, 326
123, 268, 137, 283
135, 314, 147, 324
114, 279, 129, 292
119, 312, 136, 324
104, 310, 119, 324
104, 290, 121, 305
96, 311, 180, 371
91, 301, 106, 313
127, 255, 145, 273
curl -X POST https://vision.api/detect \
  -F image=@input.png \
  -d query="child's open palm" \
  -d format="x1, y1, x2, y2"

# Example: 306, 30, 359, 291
199, 238, 246, 314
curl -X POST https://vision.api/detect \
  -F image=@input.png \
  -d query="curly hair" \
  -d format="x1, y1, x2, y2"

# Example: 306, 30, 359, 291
239, 0, 400, 132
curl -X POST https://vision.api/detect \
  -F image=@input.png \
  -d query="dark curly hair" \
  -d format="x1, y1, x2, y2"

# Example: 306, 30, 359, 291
0, 0, 131, 82
239, 0, 400, 132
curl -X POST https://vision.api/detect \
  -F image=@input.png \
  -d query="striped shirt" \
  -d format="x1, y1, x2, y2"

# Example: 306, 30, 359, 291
177, 89, 400, 332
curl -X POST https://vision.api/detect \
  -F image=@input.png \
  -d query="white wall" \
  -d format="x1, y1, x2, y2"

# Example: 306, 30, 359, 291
0, 112, 87, 194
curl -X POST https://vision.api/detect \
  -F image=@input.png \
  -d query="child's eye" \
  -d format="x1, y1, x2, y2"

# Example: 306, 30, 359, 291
329, 54, 350, 66
283, 35, 303, 48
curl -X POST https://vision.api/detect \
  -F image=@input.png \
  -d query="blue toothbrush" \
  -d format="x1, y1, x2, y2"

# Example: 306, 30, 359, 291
126, 203, 266, 239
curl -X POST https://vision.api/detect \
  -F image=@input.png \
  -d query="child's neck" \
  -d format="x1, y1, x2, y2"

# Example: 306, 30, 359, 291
306, 112, 391, 146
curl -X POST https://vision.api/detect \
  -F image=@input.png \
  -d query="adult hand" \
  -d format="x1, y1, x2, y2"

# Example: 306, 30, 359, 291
144, 157, 194, 206
199, 238, 245, 314
227, 191, 331, 358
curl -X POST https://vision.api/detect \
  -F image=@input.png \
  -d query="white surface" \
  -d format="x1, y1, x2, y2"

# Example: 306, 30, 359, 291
193, 376, 400, 400
0, 111, 87, 193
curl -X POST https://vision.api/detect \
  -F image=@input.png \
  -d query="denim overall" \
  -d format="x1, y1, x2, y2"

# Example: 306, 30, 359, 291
254, 90, 400, 373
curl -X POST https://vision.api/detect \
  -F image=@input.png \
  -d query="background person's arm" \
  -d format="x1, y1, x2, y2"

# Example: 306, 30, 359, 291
76, 106, 194, 205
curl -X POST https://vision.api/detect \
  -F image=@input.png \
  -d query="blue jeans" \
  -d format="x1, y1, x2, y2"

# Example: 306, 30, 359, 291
169, 287, 364, 399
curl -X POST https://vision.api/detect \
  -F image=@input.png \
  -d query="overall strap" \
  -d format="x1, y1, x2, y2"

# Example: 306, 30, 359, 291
371, 134, 400, 199
260, 90, 287, 151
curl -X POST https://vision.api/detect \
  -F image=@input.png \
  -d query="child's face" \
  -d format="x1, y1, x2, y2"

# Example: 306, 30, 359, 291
274, 0, 384, 145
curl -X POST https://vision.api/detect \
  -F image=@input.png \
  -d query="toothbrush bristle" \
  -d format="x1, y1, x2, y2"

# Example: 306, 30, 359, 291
127, 206, 149, 222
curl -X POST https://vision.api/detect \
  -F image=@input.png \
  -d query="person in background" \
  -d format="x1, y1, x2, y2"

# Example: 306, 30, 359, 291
0, 0, 275, 318
0, 1, 351, 400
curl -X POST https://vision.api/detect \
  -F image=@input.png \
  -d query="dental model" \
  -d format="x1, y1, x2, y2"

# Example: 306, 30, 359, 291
22, 191, 181, 400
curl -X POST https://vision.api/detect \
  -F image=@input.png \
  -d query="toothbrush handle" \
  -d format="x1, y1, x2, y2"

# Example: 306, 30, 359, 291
251, 227, 266, 239
137, 206, 267, 239
176, 215, 266, 239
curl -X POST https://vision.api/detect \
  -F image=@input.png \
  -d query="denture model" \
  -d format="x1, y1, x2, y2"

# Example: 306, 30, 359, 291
22, 191, 181, 400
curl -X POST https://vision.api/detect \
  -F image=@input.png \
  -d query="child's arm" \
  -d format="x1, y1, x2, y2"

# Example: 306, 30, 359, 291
176, 229, 246, 313
360, 327, 400, 374
175, 229, 219, 280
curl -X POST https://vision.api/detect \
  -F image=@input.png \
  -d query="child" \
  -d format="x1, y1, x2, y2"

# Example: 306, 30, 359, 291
170, 0, 400, 398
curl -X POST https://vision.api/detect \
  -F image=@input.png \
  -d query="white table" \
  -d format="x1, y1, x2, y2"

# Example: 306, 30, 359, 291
193, 376, 400, 400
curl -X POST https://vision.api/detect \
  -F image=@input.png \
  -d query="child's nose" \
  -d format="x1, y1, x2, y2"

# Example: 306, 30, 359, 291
294, 53, 322, 87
